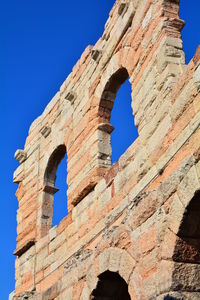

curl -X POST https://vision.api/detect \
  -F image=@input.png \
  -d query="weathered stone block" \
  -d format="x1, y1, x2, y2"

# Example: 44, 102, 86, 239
15, 149, 27, 164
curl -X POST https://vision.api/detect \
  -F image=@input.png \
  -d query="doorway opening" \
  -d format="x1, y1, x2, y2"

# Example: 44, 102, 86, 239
91, 270, 131, 300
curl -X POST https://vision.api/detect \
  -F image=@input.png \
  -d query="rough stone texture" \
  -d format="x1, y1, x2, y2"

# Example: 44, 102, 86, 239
11, 0, 200, 299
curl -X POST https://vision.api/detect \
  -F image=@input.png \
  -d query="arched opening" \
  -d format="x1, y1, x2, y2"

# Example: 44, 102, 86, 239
173, 191, 200, 263
99, 68, 138, 165
169, 191, 200, 296
42, 145, 68, 233
110, 78, 138, 163
91, 270, 131, 300
53, 152, 68, 226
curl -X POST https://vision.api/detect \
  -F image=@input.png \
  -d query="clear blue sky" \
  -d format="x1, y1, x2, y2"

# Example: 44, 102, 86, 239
0, 1, 199, 299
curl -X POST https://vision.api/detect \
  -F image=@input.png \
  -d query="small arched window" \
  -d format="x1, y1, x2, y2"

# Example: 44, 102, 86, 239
42, 145, 68, 235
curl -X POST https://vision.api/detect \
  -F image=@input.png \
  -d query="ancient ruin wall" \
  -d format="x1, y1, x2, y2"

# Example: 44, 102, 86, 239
12, 0, 200, 299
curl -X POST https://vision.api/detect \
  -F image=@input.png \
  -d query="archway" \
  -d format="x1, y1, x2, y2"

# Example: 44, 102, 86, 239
91, 270, 131, 300
173, 190, 200, 264
98, 67, 138, 165
52, 152, 68, 226
169, 191, 200, 296
110, 78, 138, 163
41, 144, 68, 235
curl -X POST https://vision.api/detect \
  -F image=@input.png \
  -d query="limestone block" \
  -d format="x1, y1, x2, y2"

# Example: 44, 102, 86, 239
86, 265, 98, 292
170, 81, 194, 122
19, 244, 35, 265
49, 225, 57, 241
35, 235, 48, 252
172, 262, 200, 291
98, 185, 112, 210
43, 251, 56, 270
99, 248, 111, 274
36, 246, 48, 272
108, 247, 123, 273
167, 193, 185, 234
130, 270, 143, 300
50, 244, 67, 273
113, 171, 126, 194
13, 164, 24, 183
146, 114, 172, 155
156, 260, 174, 295
142, 5, 152, 29
95, 178, 106, 196
189, 111, 200, 135
119, 252, 135, 283
15, 149, 27, 164
177, 166, 200, 207
58, 287, 73, 300
49, 230, 66, 253
80, 286, 90, 300
165, 36, 183, 50
143, 272, 158, 299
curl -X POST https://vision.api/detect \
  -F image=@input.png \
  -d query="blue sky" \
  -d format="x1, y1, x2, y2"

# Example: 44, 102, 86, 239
0, 1, 199, 298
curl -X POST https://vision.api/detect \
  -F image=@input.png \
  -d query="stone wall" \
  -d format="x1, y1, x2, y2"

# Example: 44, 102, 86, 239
12, 0, 200, 299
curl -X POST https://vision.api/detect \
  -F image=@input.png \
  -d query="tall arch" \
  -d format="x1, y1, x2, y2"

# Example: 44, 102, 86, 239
44, 144, 66, 187
99, 68, 129, 123
97, 67, 138, 165
41, 144, 67, 236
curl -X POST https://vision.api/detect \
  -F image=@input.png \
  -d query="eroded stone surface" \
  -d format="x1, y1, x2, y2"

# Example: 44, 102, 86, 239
13, 0, 200, 299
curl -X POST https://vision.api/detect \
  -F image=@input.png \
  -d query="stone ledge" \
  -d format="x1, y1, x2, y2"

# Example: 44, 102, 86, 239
14, 239, 35, 257
71, 181, 96, 207
14, 150, 27, 164
43, 184, 59, 195
98, 122, 114, 134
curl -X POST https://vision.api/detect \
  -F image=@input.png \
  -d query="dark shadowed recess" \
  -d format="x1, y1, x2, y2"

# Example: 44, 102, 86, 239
173, 191, 200, 264
91, 270, 131, 300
